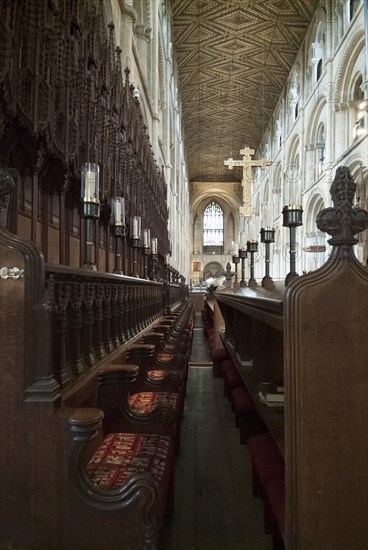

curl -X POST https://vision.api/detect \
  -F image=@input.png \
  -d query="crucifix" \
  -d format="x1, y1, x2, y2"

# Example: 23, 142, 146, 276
224, 146, 271, 216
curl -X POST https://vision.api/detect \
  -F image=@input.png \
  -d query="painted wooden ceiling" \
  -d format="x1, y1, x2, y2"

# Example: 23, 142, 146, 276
171, 0, 319, 182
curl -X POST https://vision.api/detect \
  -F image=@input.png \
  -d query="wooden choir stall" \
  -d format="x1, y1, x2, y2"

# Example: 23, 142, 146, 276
214, 166, 368, 550
0, 174, 193, 549
0, 3, 194, 548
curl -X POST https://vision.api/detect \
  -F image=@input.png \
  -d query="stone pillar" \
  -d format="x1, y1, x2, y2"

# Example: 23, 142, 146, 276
150, 0, 160, 154
364, 0, 368, 94
120, 4, 136, 70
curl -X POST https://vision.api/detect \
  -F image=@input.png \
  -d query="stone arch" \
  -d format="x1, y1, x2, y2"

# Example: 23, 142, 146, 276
305, 96, 327, 145
334, 29, 365, 105
286, 134, 300, 164
203, 261, 224, 284
304, 192, 325, 234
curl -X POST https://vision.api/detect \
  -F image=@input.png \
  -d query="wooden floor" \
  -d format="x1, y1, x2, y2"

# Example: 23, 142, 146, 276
160, 326, 273, 550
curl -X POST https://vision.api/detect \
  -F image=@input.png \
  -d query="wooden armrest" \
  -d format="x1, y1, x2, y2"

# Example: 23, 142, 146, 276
98, 364, 139, 385
128, 344, 155, 353
68, 408, 104, 447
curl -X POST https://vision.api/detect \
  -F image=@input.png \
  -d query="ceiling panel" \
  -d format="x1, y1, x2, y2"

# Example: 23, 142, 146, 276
171, 0, 318, 181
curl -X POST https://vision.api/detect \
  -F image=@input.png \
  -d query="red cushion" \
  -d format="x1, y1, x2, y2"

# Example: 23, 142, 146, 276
247, 433, 285, 485
224, 367, 243, 389
231, 386, 254, 412
87, 432, 172, 488
264, 477, 285, 540
211, 347, 228, 361
221, 359, 234, 374
129, 392, 178, 414
146, 369, 180, 381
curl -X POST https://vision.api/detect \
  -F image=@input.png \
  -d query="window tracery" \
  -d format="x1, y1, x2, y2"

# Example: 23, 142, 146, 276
203, 201, 224, 247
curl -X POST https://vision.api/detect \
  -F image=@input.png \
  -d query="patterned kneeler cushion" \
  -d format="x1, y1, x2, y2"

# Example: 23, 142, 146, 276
146, 370, 169, 381
157, 353, 175, 363
146, 369, 181, 382
87, 432, 171, 489
128, 392, 178, 414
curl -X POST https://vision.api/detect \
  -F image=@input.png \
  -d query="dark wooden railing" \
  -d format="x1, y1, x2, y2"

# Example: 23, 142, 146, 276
45, 265, 183, 392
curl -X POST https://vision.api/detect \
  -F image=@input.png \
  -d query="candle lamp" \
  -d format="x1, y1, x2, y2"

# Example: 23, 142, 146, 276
131, 215, 141, 277
81, 162, 100, 271
151, 237, 158, 280
165, 253, 170, 282
246, 240, 258, 288
232, 254, 240, 286
282, 205, 303, 286
142, 228, 151, 279
238, 247, 247, 287
111, 197, 126, 274
164, 254, 171, 313
260, 227, 275, 289
231, 240, 240, 287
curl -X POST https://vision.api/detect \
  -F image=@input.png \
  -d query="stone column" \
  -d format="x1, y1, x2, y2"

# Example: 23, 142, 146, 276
150, 0, 160, 153
364, 0, 368, 94
120, 3, 136, 70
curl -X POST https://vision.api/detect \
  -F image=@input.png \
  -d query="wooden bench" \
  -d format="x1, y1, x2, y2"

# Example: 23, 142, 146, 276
67, 407, 175, 550
119, 343, 188, 393
96, 364, 183, 449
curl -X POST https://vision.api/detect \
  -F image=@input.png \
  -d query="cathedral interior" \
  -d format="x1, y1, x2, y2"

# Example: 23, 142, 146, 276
0, 1, 367, 549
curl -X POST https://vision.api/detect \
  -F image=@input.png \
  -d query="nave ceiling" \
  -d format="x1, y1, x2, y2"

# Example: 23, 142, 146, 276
171, 0, 319, 183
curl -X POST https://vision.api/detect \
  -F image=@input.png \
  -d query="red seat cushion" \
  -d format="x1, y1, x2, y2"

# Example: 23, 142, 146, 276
87, 432, 172, 488
221, 359, 234, 375
231, 386, 254, 413
146, 369, 179, 381
247, 433, 285, 485
129, 392, 178, 414
264, 477, 285, 540
224, 367, 243, 389
211, 347, 229, 361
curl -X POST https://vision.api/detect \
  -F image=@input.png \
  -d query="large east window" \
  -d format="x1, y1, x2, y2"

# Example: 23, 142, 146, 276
203, 201, 224, 251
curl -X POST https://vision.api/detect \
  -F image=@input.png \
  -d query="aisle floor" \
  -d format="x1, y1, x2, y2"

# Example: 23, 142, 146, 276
189, 312, 212, 364
160, 351, 273, 549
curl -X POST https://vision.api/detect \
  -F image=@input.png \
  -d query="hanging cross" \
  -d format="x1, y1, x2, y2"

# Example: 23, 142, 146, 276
224, 146, 271, 216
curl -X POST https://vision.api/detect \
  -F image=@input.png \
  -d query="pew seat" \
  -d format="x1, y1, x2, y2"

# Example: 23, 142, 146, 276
247, 433, 285, 498
68, 408, 175, 550
98, 365, 183, 451
264, 477, 285, 549
121, 346, 189, 393
128, 391, 179, 415
87, 431, 172, 491
211, 346, 229, 377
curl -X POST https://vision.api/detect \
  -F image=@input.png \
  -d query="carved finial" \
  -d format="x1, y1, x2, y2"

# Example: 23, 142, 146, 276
316, 166, 368, 246
223, 262, 234, 281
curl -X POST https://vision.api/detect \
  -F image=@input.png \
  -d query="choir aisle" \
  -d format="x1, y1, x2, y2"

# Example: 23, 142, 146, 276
161, 313, 272, 550
189, 311, 212, 364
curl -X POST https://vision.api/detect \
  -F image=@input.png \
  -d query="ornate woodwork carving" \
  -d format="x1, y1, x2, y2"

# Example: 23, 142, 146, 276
0, 0, 170, 272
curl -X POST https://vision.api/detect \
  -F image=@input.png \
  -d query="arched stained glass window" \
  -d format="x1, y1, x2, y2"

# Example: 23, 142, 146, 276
203, 201, 223, 246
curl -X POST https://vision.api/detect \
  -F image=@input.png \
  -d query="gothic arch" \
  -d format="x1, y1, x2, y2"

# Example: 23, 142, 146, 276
190, 187, 240, 218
